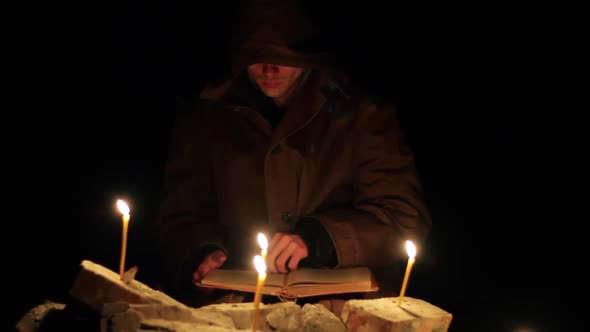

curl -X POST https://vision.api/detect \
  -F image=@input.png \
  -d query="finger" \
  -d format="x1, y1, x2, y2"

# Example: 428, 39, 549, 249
268, 232, 284, 250
211, 250, 227, 265
275, 241, 298, 273
287, 248, 307, 271
198, 254, 224, 278
286, 236, 308, 271
212, 255, 226, 268
266, 250, 278, 273
194, 255, 218, 282
266, 234, 287, 273
192, 270, 201, 282
198, 259, 213, 278
269, 234, 295, 273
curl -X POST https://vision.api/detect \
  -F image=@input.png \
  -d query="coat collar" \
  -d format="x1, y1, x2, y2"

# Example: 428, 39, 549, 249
201, 70, 329, 143
269, 70, 326, 144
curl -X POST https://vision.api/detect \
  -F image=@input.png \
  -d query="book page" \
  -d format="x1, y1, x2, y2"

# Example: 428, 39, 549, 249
287, 282, 378, 297
287, 267, 372, 287
198, 267, 377, 298
202, 269, 286, 288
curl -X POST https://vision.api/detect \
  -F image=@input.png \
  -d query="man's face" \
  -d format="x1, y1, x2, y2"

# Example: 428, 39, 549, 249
247, 63, 304, 105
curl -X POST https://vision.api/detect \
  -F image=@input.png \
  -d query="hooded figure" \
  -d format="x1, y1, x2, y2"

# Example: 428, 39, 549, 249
154, 0, 432, 310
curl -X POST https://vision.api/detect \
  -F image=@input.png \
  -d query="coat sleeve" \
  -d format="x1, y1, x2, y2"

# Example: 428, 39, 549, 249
314, 101, 432, 267
153, 108, 227, 293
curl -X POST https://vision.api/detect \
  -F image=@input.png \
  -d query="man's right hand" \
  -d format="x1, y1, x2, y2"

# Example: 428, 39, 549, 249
192, 249, 227, 286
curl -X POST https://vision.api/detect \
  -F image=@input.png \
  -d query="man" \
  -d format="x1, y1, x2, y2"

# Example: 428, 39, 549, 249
153, 0, 432, 309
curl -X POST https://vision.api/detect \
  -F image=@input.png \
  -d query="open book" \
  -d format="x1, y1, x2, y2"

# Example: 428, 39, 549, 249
195, 267, 378, 299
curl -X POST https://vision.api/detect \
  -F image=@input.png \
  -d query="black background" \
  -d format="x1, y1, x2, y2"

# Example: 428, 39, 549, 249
4, 1, 586, 331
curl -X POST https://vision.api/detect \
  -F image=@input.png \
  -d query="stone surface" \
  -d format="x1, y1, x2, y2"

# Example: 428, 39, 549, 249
200, 301, 302, 332
18, 261, 453, 332
302, 303, 347, 332
137, 319, 245, 332
341, 297, 452, 332
69, 260, 186, 311
15, 301, 66, 332
99, 301, 304, 332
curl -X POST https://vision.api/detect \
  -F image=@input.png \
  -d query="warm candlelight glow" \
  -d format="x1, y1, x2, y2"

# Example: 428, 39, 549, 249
406, 240, 416, 259
117, 199, 130, 216
252, 255, 267, 332
257, 232, 268, 260
254, 254, 266, 275
116, 199, 131, 280
397, 240, 416, 306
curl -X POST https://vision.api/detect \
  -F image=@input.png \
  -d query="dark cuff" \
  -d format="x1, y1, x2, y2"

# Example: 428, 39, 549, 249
294, 217, 338, 268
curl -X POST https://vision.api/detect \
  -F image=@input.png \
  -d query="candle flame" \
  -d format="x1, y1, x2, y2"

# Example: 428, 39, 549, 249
405, 240, 416, 259
117, 199, 130, 216
257, 233, 268, 251
254, 255, 266, 274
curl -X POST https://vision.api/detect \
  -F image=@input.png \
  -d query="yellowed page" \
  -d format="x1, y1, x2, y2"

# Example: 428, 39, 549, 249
201, 269, 285, 288
288, 282, 378, 298
287, 267, 372, 287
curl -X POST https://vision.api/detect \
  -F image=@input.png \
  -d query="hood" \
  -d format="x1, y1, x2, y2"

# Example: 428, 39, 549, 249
200, 0, 342, 101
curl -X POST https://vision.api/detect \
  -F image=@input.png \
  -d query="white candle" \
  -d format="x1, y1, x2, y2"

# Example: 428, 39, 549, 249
116, 199, 131, 280
397, 240, 417, 306
252, 255, 267, 331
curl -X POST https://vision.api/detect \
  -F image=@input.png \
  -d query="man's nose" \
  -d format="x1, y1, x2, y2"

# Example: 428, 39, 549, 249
262, 64, 279, 75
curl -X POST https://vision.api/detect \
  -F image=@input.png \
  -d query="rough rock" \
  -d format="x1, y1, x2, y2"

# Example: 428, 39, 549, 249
302, 303, 346, 332
341, 297, 452, 332
98, 301, 304, 332
99, 302, 235, 332
70, 260, 186, 312
20, 260, 453, 332
200, 301, 302, 331
15, 301, 66, 332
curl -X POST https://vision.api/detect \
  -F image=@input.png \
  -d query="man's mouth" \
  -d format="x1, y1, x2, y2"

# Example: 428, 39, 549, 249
261, 81, 281, 88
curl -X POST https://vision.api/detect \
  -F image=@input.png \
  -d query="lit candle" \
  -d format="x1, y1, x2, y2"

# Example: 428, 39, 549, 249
397, 240, 417, 306
257, 232, 268, 260
252, 254, 267, 332
116, 199, 131, 280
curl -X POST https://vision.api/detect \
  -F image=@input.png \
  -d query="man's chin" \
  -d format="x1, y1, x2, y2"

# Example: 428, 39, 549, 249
261, 90, 283, 98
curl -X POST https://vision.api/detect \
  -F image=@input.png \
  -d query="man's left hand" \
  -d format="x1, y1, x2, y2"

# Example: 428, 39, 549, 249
266, 232, 309, 273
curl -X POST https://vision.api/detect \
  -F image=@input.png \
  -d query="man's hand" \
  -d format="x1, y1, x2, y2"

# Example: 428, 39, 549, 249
266, 232, 309, 273
192, 249, 227, 289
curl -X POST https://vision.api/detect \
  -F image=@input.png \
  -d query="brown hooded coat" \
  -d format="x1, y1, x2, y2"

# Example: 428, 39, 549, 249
154, 0, 432, 306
